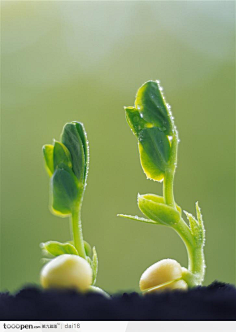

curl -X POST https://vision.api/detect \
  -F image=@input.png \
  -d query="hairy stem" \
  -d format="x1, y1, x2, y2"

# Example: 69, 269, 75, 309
71, 204, 86, 259
174, 218, 205, 285
163, 131, 178, 207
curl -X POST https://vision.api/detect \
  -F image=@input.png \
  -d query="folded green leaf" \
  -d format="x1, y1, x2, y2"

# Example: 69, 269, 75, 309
43, 144, 54, 176
135, 81, 173, 135
184, 211, 199, 237
138, 128, 170, 181
141, 194, 182, 215
51, 165, 80, 216
125, 81, 174, 181
196, 202, 205, 245
41, 241, 78, 257
91, 247, 98, 285
61, 122, 86, 186
53, 141, 72, 170
138, 194, 181, 225
73, 122, 89, 183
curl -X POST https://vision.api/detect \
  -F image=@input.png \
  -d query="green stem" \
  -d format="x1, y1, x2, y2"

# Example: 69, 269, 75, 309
174, 218, 205, 285
163, 131, 178, 207
163, 169, 175, 207
71, 204, 86, 259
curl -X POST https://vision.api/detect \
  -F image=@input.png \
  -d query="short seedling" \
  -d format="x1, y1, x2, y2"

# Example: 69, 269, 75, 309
119, 81, 205, 293
41, 122, 106, 295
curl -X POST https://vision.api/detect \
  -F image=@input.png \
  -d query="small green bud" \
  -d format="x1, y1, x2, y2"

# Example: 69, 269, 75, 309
138, 194, 181, 225
41, 254, 92, 291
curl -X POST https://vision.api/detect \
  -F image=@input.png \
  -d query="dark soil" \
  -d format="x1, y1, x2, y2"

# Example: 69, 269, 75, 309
0, 282, 235, 321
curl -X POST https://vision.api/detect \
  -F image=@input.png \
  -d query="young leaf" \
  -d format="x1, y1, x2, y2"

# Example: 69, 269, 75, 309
141, 194, 182, 215
43, 144, 54, 176
138, 194, 181, 226
73, 122, 89, 183
135, 81, 173, 135
184, 211, 199, 237
61, 122, 86, 186
138, 128, 170, 181
125, 81, 174, 181
91, 247, 98, 285
41, 241, 78, 257
53, 141, 72, 170
51, 165, 79, 216
196, 202, 205, 245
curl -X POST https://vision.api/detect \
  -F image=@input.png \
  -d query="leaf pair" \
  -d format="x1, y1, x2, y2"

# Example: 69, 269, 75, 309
125, 81, 174, 181
119, 194, 181, 227
43, 122, 89, 216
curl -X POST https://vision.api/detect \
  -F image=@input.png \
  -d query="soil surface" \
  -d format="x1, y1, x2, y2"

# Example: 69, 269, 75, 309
0, 281, 235, 320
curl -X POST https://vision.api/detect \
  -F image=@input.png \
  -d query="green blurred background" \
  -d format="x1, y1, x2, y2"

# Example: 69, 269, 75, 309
1, 1, 235, 293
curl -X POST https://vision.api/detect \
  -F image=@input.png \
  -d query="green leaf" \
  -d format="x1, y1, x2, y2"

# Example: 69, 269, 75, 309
183, 203, 205, 246
134, 81, 173, 135
138, 128, 170, 181
141, 194, 182, 215
184, 211, 199, 237
125, 107, 148, 137
41, 241, 78, 256
51, 165, 79, 216
61, 122, 86, 186
138, 194, 181, 225
53, 141, 72, 170
91, 247, 98, 285
84, 240, 92, 257
43, 144, 54, 176
195, 202, 205, 245
125, 81, 174, 181
73, 122, 89, 183
117, 214, 158, 225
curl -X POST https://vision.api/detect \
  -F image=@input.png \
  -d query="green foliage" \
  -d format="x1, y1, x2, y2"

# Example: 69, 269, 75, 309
41, 241, 78, 257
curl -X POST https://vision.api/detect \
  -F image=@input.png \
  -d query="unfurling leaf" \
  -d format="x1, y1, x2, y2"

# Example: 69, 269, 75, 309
125, 81, 174, 181
61, 122, 88, 186
51, 165, 79, 216
183, 202, 205, 246
41, 241, 78, 257
138, 194, 181, 225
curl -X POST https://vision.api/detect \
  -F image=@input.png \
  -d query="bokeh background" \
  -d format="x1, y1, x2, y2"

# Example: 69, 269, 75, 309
1, 1, 235, 293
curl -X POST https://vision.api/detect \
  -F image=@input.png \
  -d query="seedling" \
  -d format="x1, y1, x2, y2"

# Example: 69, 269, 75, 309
41, 122, 104, 294
118, 81, 205, 292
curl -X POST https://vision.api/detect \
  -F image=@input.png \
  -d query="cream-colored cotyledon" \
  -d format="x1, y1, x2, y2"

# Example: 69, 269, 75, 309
139, 259, 188, 293
41, 254, 93, 292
